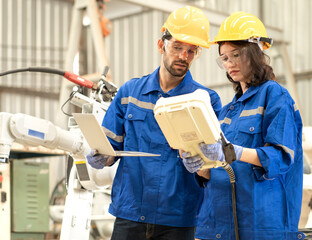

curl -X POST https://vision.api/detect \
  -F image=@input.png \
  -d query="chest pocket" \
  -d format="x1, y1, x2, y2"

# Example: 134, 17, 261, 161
125, 105, 147, 121
124, 105, 147, 149
235, 117, 263, 148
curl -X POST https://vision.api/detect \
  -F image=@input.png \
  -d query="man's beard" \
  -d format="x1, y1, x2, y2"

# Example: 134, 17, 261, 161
164, 59, 189, 77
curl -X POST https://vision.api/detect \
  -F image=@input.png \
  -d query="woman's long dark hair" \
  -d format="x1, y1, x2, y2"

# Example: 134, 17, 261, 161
218, 41, 276, 97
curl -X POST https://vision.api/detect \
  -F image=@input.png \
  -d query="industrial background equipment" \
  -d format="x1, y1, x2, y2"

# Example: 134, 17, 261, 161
0, 66, 118, 240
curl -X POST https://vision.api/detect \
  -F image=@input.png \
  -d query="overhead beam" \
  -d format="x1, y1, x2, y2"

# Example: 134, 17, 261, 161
118, 0, 284, 42
105, 0, 144, 20
119, 0, 227, 26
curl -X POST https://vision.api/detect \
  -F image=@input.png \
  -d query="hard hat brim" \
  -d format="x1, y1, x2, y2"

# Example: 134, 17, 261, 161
172, 33, 211, 49
209, 38, 271, 50
162, 26, 210, 49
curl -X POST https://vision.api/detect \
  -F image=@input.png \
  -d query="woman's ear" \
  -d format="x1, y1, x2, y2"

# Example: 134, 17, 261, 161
157, 39, 164, 54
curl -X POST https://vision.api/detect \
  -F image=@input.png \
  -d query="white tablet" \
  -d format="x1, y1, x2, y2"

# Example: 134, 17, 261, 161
73, 113, 160, 157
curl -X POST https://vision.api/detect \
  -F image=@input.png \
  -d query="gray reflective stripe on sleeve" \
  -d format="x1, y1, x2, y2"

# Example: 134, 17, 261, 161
240, 106, 265, 117
121, 96, 155, 110
276, 144, 295, 160
219, 117, 232, 125
103, 127, 124, 143
294, 104, 298, 112
263, 143, 294, 160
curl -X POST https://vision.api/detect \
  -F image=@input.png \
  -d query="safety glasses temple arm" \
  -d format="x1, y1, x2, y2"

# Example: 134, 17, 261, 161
259, 37, 273, 45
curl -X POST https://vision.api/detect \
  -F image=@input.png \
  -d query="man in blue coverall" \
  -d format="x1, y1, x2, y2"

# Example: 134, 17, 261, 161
86, 6, 222, 240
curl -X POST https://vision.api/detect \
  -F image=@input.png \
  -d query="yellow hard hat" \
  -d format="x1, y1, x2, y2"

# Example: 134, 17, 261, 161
161, 6, 210, 49
213, 11, 273, 50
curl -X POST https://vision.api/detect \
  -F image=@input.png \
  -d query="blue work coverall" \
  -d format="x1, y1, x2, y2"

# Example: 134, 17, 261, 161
102, 67, 222, 227
195, 80, 305, 240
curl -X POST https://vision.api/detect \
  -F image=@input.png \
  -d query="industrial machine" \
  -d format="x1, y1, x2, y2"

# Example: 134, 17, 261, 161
0, 66, 120, 240
0, 0, 119, 238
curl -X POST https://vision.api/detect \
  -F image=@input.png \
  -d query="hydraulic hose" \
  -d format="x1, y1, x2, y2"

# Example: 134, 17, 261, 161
0, 67, 64, 76
0, 67, 94, 88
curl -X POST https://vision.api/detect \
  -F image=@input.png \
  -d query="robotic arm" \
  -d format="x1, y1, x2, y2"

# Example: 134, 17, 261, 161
0, 112, 88, 163
0, 66, 120, 240
0, 66, 118, 190
0, 111, 116, 190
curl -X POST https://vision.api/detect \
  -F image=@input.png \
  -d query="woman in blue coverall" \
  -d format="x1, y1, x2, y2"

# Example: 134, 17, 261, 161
182, 12, 305, 240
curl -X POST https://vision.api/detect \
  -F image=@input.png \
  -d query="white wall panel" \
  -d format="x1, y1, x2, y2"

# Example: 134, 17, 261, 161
0, 0, 72, 123
0, 89, 59, 119
101, 10, 163, 86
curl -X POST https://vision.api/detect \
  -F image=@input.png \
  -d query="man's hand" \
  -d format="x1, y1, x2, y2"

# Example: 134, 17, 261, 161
199, 139, 243, 162
86, 149, 111, 169
181, 152, 205, 173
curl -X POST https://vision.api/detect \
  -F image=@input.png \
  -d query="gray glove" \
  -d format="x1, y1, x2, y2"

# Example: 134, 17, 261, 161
86, 149, 109, 169
199, 139, 243, 162
181, 152, 205, 173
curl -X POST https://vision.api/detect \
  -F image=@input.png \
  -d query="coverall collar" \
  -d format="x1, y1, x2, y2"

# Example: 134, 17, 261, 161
142, 66, 194, 96
234, 84, 261, 102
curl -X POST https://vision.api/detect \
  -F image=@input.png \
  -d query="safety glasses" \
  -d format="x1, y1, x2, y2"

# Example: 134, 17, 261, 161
164, 39, 202, 59
216, 48, 246, 70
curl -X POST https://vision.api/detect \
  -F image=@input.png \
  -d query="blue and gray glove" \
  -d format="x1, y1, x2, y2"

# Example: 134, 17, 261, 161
86, 149, 110, 169
181, 152, 205, 173
199, 139, 243, 162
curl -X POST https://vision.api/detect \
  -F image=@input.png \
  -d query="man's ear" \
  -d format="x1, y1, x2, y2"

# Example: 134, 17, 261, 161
157, 39, 164, 54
